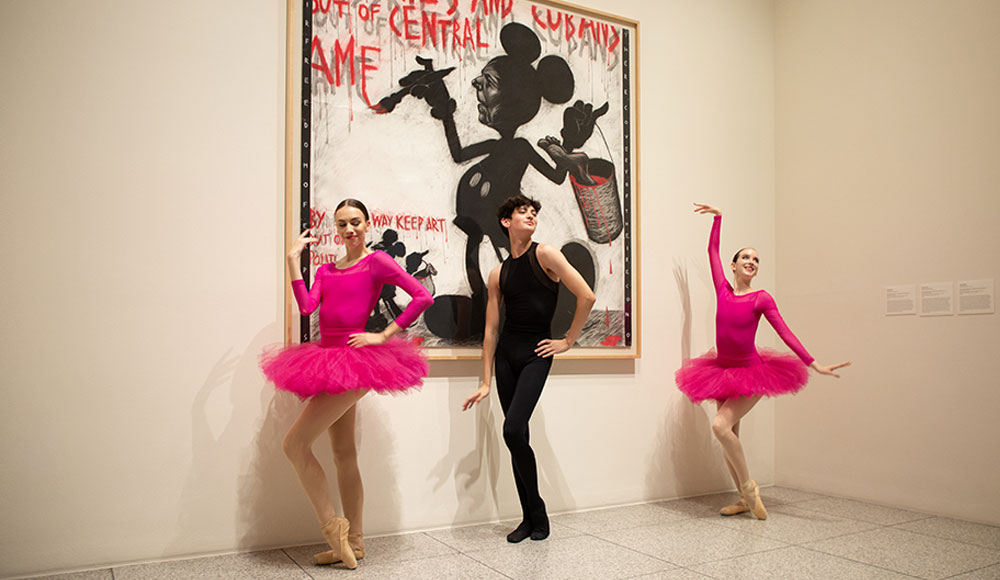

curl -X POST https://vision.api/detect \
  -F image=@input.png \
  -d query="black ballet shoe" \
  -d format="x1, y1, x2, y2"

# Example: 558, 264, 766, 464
529, 506, 550, 541
506, 520, 533, 543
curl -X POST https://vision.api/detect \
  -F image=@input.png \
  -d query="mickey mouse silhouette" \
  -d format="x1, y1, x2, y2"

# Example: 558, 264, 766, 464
364, 229, 407, 332
376, 22, 600, 340
405, 250, 437, 296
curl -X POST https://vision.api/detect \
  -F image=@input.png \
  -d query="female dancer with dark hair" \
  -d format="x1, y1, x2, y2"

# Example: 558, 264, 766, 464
260, 199, 433, 568
676, 203, 849, 519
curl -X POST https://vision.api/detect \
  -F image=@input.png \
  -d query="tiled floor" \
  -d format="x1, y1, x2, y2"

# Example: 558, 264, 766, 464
34, 488, 1000, 580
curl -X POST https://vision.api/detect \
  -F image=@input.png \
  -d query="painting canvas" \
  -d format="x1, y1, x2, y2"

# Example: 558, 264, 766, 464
289, 0, 640, 357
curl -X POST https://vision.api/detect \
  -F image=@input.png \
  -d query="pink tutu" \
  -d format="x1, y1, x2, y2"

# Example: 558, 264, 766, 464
675, 348, 809, 403
260, 336, 427, 398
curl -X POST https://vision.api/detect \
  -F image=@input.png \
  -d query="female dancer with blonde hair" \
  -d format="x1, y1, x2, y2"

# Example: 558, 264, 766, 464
676, 203, 849, 518
261, 199, 432, 567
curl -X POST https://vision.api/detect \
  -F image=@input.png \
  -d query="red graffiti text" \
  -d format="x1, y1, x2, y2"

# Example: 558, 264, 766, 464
311, 35, 381, 107
371, 211, 448, 234
531, 6, 620, 52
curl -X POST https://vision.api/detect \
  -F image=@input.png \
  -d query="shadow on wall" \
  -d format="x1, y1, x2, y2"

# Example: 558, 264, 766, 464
164, 346, 241, 558
162, 325, 313, 558
236, 334, 404, 545
236, 351, 403, 544
532, 406, 576, 515
162, 322, 406, 556
170, 328, 632, 558
429, 378, 505, 526
426, 358, 615, 526
236, 374, 313, 550
645, 261, 727, 500
352, 396, 402, 536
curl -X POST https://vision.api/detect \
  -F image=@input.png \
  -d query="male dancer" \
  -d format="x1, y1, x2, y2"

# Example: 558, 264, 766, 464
462, 195, 596, 542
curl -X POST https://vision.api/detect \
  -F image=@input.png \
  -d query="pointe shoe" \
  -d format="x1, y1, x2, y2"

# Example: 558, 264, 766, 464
314, 533, 364, 565
719, 498, 750, 516
317, 516, 357, 569
349, 533, 365, 560
739, 479, 768, 520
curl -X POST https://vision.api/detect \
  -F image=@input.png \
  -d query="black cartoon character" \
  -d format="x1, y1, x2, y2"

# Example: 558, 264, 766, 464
406, 250, 438, 297
365, 229, 407, 332
375, 23, 600, 340
373, 22, 607, 339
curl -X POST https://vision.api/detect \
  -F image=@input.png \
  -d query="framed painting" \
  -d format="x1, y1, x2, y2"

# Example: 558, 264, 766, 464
284, 0, 640, 358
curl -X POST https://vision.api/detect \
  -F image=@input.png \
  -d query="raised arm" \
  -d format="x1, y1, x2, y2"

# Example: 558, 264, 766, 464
287, 229, 322, 315
535, 243, 596, 356
463, 265, 502, 410
414, 75, 495, 163
693, 203, 728, 293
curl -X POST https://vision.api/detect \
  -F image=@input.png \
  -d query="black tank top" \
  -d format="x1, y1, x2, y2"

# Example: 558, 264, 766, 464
499, 242, 559, 336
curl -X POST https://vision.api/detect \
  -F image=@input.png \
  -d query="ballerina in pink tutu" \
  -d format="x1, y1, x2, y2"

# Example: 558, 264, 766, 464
676, 203, 849, 519
260, 198, 432, 568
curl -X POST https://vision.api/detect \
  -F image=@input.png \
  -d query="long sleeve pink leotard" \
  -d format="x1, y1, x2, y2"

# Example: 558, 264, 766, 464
709, 215, 814, 367
291, 251, 433, 347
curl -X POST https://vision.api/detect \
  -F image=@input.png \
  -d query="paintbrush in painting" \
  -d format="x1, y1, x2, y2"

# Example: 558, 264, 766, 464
371, 56, 455, 114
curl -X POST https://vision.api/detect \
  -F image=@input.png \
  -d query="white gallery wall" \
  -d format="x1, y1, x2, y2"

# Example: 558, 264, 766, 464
773, 0, 1000, 524
0, 0, 778, 577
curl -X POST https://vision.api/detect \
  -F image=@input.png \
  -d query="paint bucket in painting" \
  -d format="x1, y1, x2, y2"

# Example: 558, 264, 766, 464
569, 157, 623, 244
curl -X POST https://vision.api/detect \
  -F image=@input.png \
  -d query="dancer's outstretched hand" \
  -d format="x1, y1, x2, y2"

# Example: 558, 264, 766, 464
810, 360, 851, 378
462, 383, 490, 411
693, 203, 721, 216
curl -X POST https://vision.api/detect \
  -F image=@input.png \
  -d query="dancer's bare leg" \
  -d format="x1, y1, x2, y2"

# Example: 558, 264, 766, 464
713, 395, 766, 518
282, 390, 368, 524
712, 395, 761, 488
715, 398, 749, 515
312, 394, 368, 564
715, 399, 742, 489
330, 402, 365, 547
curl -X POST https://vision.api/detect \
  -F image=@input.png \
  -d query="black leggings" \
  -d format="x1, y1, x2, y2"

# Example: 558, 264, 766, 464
495, 333, 553, 520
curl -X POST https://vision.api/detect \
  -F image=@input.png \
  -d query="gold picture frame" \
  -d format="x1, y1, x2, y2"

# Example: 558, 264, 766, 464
284, 0, 640, 359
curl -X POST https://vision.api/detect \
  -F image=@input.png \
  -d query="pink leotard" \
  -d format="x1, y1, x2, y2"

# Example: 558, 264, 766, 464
709, 215, 813, 367
291, 251, 433, 347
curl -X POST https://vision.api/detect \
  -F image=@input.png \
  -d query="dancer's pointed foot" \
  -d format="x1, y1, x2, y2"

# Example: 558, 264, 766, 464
314, 533, 364, 565
317, 516, 358, 568
506, 520, 533, 543
719, 498, 750, 516
739, 479, 768, 520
